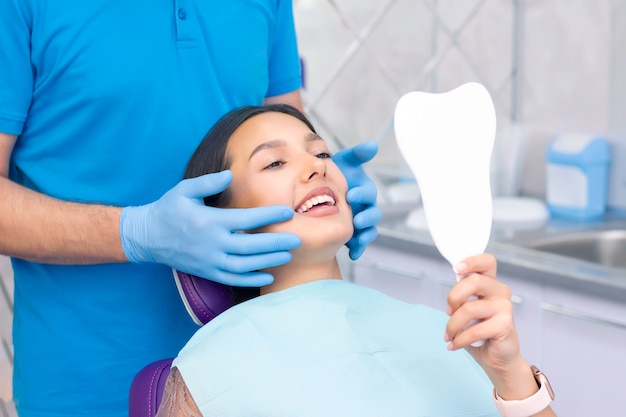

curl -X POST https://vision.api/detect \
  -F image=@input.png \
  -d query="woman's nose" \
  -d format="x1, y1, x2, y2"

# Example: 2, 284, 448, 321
302, 154, 327, 181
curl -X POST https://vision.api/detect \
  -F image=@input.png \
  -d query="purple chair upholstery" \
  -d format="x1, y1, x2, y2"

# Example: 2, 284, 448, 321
129, 359, 173, 417
172, 269, 234, 326
128, 270, 233, 417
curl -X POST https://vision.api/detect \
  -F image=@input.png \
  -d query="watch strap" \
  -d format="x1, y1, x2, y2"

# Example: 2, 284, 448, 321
493, 366, 554, 417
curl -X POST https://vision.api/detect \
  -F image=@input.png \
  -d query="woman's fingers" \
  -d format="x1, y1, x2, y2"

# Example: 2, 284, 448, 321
445, 254, 514, 350
447, 272, 511, 314
444, 297, 514, 349
454, 253, 497, 278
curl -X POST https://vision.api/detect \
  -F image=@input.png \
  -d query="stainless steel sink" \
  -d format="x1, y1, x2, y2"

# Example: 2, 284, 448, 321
514, 229, 626, 268
380, 204, 626, 270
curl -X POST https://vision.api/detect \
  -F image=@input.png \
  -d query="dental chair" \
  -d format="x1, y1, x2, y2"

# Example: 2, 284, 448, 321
128, 270, 233, 417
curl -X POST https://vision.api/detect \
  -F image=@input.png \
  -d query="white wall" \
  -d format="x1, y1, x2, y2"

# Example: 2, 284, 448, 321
0, 256, 15, 416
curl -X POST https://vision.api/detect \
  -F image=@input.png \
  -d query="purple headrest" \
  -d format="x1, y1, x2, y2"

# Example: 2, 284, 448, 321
128, 358, 173, 417
172, 269, 233, 326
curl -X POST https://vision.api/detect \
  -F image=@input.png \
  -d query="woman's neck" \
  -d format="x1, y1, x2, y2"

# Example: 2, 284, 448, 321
260, 258, 342, 295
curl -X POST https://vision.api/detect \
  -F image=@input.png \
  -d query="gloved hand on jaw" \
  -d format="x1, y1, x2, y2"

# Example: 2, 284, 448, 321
332, 141, 382, 260
119, 170, 301, 286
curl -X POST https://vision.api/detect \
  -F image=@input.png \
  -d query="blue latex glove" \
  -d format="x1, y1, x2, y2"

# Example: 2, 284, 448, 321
332, 141, 382, 260
120, 170, 301, 286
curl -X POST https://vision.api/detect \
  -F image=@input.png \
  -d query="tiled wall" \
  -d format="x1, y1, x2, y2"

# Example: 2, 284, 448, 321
293, 0, 615, 199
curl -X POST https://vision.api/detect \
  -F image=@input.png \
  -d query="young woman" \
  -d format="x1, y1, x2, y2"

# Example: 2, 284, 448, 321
155, 104, 557, 417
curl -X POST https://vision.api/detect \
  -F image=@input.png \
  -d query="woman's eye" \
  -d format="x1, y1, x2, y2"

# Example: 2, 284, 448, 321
265, 160, 284, 170
316, 152, 333, 159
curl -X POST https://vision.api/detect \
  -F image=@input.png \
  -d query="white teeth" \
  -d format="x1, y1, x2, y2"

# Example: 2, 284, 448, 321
296, 194, 336, 213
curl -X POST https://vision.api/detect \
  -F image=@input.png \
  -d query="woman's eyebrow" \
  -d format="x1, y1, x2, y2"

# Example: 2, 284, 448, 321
249, 139, 286, 160
248, 132, 322, 160
305, 132, 323, 142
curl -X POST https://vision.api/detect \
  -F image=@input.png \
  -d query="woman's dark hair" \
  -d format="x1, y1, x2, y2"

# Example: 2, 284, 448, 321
184, 103, 317, 304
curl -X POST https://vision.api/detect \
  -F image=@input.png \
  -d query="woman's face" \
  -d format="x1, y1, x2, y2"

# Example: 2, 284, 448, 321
225, 111, 354, 252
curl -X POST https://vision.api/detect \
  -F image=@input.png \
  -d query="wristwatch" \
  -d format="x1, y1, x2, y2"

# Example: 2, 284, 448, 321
493, 365, 555, 417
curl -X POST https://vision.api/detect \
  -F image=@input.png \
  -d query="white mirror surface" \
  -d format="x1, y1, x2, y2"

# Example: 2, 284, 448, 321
394, 82, 496, 268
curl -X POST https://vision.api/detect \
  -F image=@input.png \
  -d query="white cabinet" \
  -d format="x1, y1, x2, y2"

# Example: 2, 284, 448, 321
497, 274, 544, 366
352, 243, 626, 415
350, 245, 452, 311
540, 288, 626, 416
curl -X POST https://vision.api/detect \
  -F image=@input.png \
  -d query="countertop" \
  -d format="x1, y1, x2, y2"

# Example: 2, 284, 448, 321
375, 204, 626, 303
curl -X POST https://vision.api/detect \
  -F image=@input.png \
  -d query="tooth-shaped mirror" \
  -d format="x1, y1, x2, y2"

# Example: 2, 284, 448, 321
394, 82, 496, 346
394, 82, 496, 266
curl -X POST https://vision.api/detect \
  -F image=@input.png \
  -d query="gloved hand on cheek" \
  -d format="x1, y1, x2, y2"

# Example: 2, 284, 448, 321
119, 170, 301, 286
332, 141, 382, 260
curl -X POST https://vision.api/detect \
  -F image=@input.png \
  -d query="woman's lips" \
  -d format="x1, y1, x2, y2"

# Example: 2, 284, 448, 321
296, 187, 337, 214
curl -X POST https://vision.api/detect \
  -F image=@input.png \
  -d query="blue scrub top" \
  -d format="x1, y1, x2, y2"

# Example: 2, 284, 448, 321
0, 1, 302, 416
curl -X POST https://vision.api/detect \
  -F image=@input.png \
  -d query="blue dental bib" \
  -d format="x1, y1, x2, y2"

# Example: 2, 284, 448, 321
174, 279, 498, 417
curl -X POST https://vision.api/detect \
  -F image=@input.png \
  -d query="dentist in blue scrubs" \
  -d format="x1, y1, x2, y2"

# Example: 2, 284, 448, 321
0, 1, 380, 416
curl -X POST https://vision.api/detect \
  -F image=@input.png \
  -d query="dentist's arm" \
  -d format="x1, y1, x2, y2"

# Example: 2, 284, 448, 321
445, 254, 557, 416
0, 132, 300, 286
264, 89, 303, 111
0, 132, 126, 264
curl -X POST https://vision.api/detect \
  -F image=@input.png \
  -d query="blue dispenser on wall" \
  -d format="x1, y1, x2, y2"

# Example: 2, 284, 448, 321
545, 134, 611, 221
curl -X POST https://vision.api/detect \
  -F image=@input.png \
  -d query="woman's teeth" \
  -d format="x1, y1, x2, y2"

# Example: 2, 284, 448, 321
296, 195, 336, 213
